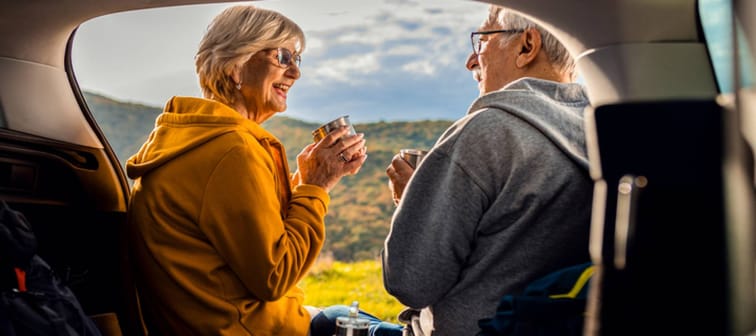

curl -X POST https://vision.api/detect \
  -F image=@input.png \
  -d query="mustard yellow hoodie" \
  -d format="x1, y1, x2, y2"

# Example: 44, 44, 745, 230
126, 96, 328, 335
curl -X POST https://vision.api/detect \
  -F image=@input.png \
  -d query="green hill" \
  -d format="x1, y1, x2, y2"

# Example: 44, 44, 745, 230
84, 92, 453, 261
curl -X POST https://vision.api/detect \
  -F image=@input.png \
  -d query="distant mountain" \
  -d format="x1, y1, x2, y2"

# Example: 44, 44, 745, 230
83, 92, 163, 170
84, 91, 453, 261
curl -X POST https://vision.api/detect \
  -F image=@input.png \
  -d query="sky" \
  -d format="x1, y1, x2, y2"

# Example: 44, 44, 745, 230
72, 0, 491, 124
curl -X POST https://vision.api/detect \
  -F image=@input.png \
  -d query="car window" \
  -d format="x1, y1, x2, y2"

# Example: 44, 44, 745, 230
699, 0, 754, 93
700, 0, 755, 171
70, 0, 489, 265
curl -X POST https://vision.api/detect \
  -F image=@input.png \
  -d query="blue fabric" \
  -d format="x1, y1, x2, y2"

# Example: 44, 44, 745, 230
477, 262, 594, 336
310, 305, 404, 336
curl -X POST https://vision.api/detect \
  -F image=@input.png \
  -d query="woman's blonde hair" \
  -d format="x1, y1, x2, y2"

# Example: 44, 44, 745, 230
488, 5, 576, 81
195, 5, 305, 105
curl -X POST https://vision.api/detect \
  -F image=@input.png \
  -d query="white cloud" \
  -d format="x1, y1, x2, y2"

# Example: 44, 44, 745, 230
402, 60, 436, 76
303, 37, 325, 54
385, 45, 424, 56
308, 53, 381, 83
255, 0, 387, 31
286, 0, 488, 86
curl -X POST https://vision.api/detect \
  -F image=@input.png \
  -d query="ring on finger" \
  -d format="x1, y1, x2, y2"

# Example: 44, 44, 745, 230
339, 152, 348, 162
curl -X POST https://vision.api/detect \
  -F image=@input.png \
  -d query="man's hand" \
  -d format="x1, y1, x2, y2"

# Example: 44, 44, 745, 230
386, 153, 415, 205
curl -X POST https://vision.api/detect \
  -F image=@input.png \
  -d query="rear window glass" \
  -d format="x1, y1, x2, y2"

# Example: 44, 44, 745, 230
699, 0, 754, 93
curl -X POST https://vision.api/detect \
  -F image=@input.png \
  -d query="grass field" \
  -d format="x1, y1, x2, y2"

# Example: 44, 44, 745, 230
300, 258, 404, 323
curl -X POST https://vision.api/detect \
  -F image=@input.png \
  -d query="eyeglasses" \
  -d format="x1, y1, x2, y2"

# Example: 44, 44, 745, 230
470, 29, 525, 56
274, 47, 301, 68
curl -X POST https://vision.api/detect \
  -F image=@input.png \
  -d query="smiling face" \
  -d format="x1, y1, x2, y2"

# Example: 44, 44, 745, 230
238, 40, 301, 123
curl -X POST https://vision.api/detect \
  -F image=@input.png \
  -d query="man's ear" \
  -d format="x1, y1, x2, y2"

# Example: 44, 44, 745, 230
515, 28, 542, 68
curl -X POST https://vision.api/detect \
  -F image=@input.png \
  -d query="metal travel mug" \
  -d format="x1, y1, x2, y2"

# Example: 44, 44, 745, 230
400, 149, 428, 168
312, 115, 356, 142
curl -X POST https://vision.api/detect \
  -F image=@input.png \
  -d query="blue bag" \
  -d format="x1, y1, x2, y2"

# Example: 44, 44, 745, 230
477, 262, 594, 336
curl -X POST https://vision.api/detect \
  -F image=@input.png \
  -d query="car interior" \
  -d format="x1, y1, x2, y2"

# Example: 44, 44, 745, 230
0, 0, 754, 335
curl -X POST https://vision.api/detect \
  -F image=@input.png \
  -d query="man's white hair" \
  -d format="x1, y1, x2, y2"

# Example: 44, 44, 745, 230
487, 5, 577, 81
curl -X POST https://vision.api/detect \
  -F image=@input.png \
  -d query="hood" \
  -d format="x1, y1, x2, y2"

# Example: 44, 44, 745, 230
468, 77, 591, 169
125, 96, 277, 178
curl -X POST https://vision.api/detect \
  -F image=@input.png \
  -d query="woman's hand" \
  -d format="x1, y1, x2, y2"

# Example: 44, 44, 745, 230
386, 153, 414, 205
296, 126, 367, 193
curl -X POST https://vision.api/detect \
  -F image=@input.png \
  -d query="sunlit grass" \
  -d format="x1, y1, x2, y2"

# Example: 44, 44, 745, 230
300, 258, 404, 323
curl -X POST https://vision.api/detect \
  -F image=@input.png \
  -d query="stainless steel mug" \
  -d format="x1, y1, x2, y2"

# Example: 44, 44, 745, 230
312, 115, 356, 142
400, 149, 428, 168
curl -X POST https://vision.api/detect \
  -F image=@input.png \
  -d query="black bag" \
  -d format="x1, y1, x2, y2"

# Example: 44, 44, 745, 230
0, 201, 102, 336
477, 262, 594, 336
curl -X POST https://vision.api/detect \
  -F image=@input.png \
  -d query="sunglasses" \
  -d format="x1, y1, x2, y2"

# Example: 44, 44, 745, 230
274, 47, 301, 68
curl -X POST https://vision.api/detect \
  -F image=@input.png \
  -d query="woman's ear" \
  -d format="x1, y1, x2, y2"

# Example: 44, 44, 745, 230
515, 28, 542, 68
230, 63, 242, 87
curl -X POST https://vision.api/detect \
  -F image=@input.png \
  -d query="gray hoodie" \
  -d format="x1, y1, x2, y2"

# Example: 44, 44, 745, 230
382, 77, 593, 335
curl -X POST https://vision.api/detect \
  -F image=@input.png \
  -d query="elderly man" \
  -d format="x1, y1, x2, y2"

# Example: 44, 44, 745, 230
382, 5, 593, 335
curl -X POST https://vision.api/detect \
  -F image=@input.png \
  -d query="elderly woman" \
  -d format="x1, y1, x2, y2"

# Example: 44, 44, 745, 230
126, 5, 401, 336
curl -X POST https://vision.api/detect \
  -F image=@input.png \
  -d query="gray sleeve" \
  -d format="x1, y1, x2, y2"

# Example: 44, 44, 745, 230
382, 112, 512, 308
